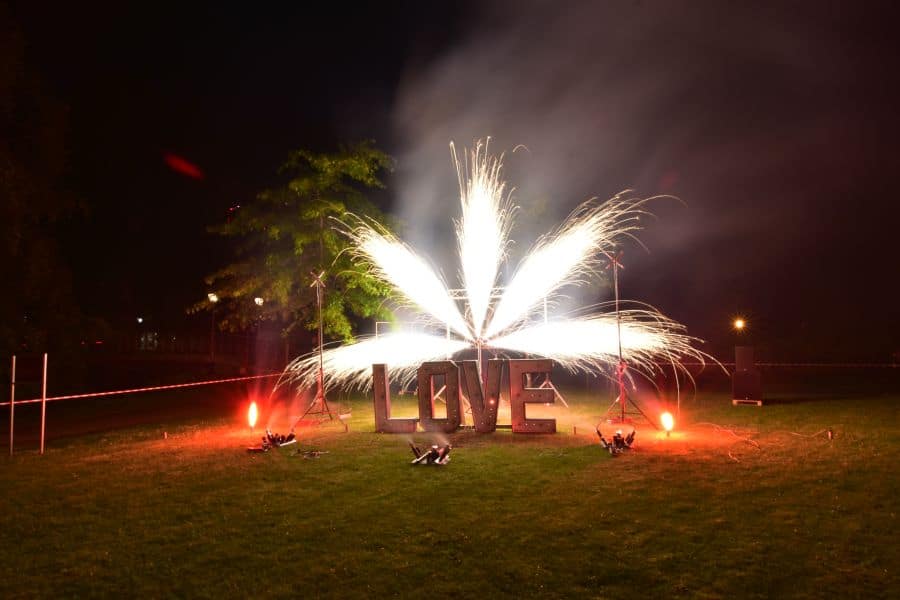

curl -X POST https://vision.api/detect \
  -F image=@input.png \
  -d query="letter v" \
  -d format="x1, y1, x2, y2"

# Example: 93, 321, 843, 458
459, 360, 503, 433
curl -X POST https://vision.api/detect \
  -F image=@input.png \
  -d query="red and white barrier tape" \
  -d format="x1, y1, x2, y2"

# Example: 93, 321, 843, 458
0, 373, 281, 407
3, 361, 896, 408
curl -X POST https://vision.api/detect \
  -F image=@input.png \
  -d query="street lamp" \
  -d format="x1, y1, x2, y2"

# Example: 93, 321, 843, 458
733, 317, 746, 332
208, 293, 219, 365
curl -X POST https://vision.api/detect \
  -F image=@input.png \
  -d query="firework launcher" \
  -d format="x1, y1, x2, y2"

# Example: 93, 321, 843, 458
595, 426, 635, 456
409, 442, 452, 465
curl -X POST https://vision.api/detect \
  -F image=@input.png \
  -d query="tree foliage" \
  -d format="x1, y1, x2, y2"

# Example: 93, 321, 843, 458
1, 9, 83, 356
193, 142, 395, 342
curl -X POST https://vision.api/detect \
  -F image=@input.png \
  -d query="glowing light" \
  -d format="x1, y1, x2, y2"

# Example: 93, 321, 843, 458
247, 401, 258, 429
254, 297, 264, 306
345, 223, 472, 340
452, 140, 513, 338
485, 196, 649, 338
284, 332, 470, 391
660, 411, 675, 432
283, 140, 710, 392
136, 317, 143, 324
490, 312, 699, 375
733, 318, 746, 331
208, 293, 219, 303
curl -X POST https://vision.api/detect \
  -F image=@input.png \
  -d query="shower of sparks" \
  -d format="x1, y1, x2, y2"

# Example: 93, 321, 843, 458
344, 222, 472, 340
285, 332, 470, 391
489, 310, 694, 374
283, 139, 708, 391
484, 195, 649, 339
452, 140, 514, 339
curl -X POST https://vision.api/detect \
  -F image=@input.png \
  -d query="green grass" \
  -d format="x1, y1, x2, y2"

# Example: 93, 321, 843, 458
1, 391, 898, 598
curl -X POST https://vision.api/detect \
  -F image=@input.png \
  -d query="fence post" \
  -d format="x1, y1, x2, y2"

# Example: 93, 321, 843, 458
40, 353, 47, 455
8, 355, 14, 456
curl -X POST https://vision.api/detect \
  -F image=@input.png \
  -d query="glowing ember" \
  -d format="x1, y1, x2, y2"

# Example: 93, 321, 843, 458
283, 139, 710, 391
660, 411, 675, 432
247, 401, 258, 429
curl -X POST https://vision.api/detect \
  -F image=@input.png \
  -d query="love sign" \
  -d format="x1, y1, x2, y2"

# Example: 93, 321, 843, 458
373, 359, 556, 434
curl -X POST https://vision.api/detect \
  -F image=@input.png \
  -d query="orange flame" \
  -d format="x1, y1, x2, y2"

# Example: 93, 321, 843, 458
660, 411, 674, 432
248, 401, 258, 429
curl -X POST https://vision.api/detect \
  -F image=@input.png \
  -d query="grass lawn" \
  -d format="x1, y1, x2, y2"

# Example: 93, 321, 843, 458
1, 388, 898, 598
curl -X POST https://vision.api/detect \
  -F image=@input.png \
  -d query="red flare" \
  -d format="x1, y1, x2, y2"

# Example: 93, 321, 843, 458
164, 153, 205, 180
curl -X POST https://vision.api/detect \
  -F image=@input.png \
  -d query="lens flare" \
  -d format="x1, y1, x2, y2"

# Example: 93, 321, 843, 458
248, 401, 258, 429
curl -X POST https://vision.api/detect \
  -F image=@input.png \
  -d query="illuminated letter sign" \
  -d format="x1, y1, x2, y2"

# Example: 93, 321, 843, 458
373, 359, 556, 434
373, 363, 417, 433
508, 359, 556, 433
459, 359, 503, 433
417, 361, 460, 433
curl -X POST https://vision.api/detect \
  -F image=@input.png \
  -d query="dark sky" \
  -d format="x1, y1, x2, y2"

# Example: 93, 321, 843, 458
10, 1, 900, 360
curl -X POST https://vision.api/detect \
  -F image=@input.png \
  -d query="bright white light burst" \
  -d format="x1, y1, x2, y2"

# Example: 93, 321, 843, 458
284, 139, 707, 391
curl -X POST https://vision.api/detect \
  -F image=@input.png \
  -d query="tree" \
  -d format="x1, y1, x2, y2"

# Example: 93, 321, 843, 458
1, 8, 83, 357
193, 142, 395, 344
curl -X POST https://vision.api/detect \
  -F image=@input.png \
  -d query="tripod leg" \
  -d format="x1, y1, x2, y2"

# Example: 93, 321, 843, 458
627, 399, 659, 430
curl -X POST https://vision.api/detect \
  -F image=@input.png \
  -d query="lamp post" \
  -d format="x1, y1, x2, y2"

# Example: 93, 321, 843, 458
208, 292, 219, 365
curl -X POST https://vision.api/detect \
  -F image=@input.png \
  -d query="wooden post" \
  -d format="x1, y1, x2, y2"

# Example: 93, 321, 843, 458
9, 355, 15, 456
40, 353, 47, 455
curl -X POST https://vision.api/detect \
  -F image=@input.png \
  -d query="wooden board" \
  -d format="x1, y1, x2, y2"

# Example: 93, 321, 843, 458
732, 399, 763, 406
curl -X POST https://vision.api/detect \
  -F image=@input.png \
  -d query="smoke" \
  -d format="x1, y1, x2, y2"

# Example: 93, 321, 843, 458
390, 0, 898, 354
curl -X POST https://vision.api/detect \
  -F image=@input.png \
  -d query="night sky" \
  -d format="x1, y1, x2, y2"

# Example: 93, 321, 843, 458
9, 1, 900, 360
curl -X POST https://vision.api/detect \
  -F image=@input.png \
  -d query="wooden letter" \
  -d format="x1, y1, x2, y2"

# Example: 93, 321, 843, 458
508, 359, 556, 434
373, 364, 417, 433
459, 360, 503, 433
417, 361, 460, 433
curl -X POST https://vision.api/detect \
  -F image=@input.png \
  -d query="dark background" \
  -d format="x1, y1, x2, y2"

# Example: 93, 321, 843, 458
5, 1, 899, 362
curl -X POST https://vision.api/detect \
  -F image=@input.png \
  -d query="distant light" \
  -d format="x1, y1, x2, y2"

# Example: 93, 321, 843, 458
137, 317, 143, 324
733, 317, 746, 331
660, 411, 675, 434
208, 293, 219, 303
254, 297, 264, 306
248, 401, 258, 429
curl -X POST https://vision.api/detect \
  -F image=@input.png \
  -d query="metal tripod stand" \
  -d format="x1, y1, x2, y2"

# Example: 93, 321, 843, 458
601, 250, 657, 429
297, 270, 334, 423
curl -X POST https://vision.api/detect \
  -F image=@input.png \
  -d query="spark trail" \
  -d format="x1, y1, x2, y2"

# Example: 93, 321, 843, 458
283, 139, 707, 391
